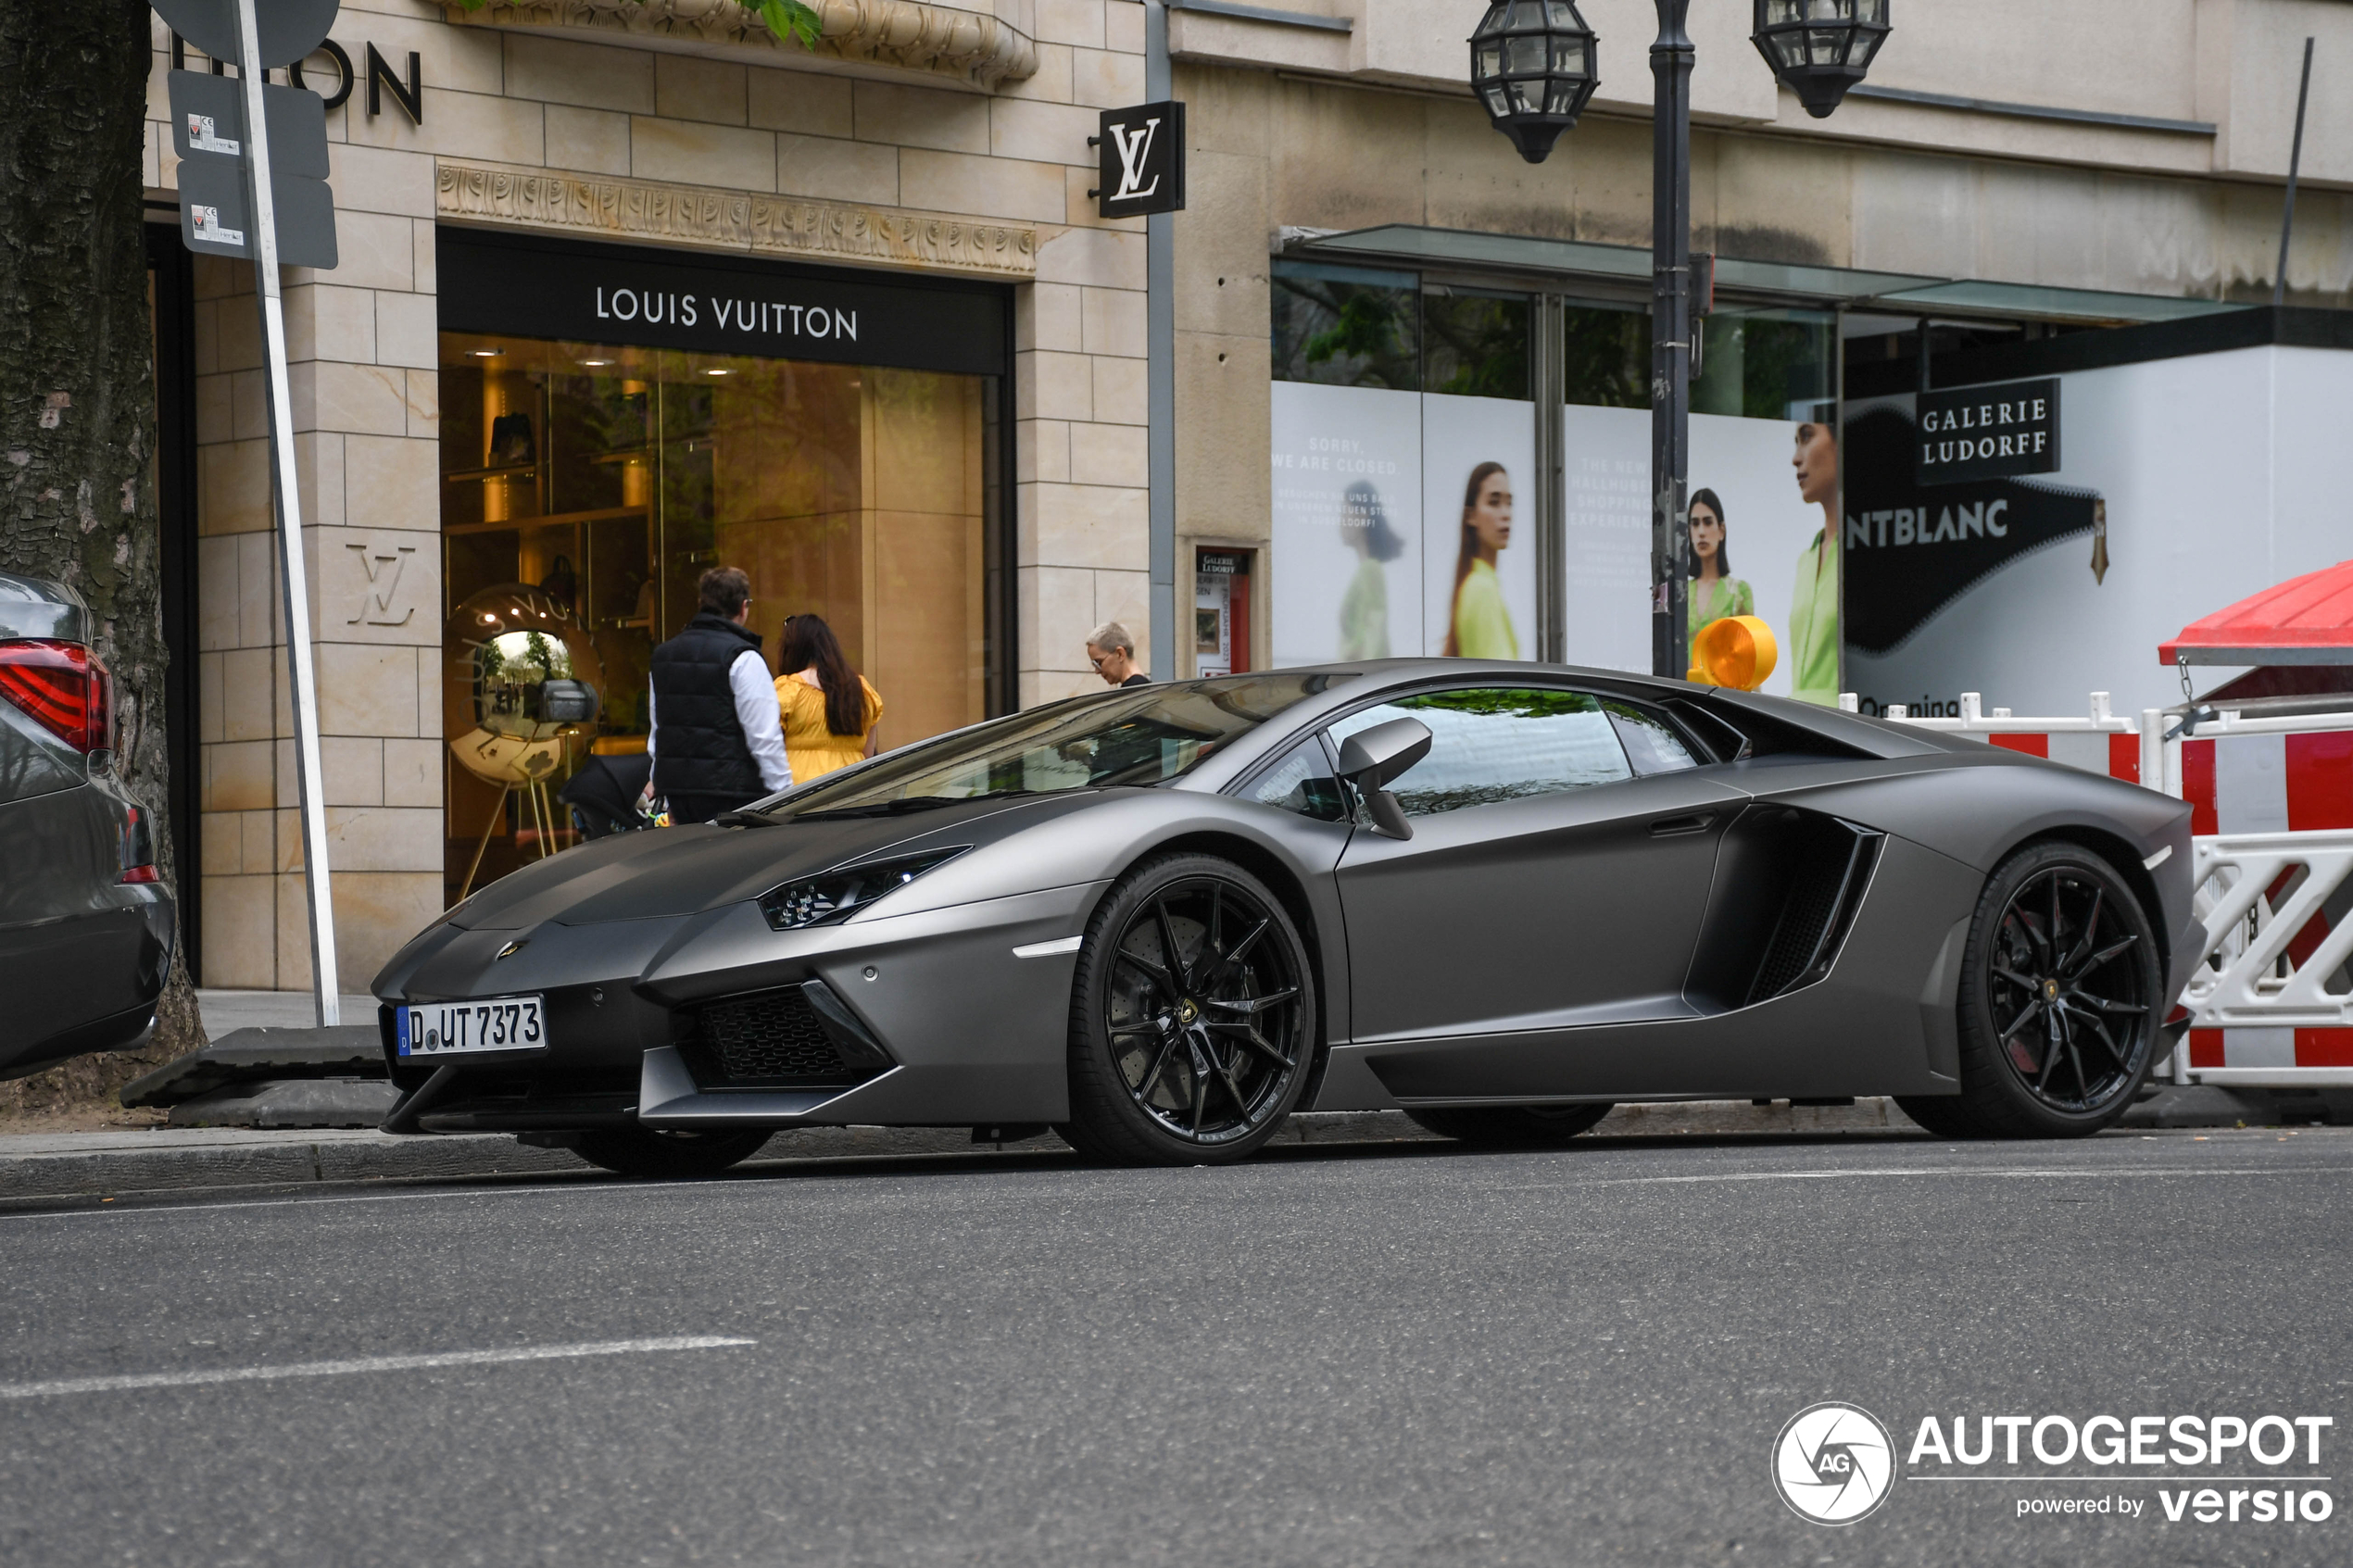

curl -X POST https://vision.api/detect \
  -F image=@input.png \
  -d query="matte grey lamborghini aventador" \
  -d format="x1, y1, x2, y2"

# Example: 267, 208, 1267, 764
372, 661, 2204, 1174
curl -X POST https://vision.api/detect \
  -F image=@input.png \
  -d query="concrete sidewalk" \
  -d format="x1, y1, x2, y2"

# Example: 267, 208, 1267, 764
0, 1100, 1932, 1203
5, 1087, 2307, 1204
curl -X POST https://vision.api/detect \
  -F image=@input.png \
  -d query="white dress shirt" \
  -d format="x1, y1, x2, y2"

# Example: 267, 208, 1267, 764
646, 649, 793, 795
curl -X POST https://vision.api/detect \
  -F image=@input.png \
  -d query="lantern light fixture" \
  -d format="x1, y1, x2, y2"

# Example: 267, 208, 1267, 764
1750, 0, 1890, 119
1467, 0, 1601, 165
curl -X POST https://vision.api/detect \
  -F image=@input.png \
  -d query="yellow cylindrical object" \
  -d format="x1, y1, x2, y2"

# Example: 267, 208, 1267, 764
1687, 615, 1779, 691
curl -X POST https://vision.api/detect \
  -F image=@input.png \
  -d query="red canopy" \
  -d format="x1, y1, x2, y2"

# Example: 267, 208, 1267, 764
2160, 558, 2353, 666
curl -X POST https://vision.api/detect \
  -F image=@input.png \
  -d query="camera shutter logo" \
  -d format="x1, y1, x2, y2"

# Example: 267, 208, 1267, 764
1772, 1402, 1897, 1524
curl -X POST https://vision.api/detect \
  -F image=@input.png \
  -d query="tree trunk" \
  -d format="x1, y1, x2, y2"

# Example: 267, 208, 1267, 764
1, 1, 205, 1120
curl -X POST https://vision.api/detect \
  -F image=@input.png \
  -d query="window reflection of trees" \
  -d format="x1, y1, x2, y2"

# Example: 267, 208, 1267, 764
1272, 270, 1420, 390
1329, 687, 1631, 818
785, 673, 1349, 810
1423, 293, 1529, 399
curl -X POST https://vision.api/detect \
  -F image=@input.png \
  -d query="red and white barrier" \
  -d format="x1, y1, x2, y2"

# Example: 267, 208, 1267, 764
1857, 692, 2353, 1087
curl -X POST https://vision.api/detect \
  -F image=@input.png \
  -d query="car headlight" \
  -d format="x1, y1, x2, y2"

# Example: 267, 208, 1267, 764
758, 848, 968, 932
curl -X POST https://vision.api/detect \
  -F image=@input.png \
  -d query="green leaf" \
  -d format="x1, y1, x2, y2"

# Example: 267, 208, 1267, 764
746, 0, 823, 49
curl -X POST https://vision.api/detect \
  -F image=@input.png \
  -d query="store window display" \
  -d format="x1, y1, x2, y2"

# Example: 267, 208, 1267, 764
437, 332, 991, 900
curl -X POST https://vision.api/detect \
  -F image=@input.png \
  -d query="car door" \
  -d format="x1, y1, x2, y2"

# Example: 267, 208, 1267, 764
1330, 685, 1744, 1048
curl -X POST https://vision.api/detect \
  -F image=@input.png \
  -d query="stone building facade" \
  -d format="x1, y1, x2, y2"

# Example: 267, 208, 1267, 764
144, 0, 2353, 992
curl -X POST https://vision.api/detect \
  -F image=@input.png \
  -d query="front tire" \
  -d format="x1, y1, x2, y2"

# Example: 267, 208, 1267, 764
1895, 841, 2160, 1140
573, 1126, 773, 1178
1403, 1104, 1613, 1147
1063, 854, 1316, 1166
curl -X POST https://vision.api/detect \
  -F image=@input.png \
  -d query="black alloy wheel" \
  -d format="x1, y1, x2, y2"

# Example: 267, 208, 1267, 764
574, 1125, 773, 1178
1063, 854, 1315, 1165
1403, 1103, 1615, 1148
1897, 841, 2159, 1140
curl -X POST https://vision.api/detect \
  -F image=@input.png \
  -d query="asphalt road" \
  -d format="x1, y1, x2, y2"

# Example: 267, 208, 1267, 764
5, 1127, 2350, 1567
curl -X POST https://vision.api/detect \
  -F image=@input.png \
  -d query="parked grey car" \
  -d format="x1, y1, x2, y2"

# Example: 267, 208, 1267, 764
0, 572, 176, 1075
373, 661, 2202, 1174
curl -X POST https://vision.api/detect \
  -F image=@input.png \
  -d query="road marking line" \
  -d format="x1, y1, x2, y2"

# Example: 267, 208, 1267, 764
1490, 1165, 2342, 1193
0, 1336, 756, 1400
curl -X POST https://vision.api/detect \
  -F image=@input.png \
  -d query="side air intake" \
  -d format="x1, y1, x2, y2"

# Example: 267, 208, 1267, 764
1684, 808, 1884, 1013
1744, 818, 1881, 1005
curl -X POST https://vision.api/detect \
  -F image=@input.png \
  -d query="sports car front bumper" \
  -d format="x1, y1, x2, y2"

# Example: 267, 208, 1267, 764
375, 880, 1109, 1133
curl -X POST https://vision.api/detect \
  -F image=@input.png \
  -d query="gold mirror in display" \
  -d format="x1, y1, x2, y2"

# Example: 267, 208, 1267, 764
443, 583, 604, 897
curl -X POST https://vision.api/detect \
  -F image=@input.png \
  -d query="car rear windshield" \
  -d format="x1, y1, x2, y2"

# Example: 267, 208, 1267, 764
766, 672, 1353, 819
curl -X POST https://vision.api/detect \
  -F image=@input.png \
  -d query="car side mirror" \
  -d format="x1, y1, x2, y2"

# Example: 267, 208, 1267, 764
1335, 717, 1431, 840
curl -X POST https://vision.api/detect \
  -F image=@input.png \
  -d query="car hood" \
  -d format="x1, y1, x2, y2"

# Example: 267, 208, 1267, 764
445, 795, 1100, 931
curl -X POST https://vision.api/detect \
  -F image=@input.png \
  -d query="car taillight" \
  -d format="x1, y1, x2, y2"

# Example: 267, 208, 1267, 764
0, 639, 110, 753
119, 804, 158, 884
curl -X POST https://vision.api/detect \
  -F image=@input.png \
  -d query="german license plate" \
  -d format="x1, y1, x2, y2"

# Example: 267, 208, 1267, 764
396, 996, 547, 1058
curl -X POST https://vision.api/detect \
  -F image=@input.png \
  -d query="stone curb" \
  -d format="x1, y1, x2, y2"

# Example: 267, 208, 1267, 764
0, 1099, 1944, 1202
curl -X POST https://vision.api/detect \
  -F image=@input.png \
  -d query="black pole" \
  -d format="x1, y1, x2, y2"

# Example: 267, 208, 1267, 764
1649, 0, 1693, 680
2275, 35, 2314, 309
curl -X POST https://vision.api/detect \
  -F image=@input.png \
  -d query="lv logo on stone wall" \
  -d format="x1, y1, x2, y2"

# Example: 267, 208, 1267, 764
348, 543, 418, 626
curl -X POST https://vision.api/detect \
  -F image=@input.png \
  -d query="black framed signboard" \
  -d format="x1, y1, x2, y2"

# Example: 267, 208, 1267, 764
1916, 376, 2060, 485
436, 228, 1011, 377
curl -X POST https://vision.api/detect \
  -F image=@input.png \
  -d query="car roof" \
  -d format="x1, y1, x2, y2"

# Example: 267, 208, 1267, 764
1174, 658, 1951, 793
0, 571, 89, 645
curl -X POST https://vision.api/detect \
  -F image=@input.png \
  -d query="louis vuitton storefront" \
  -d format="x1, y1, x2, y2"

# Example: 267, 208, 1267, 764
434, 231, 1011, 899
146, 0, 1147, 992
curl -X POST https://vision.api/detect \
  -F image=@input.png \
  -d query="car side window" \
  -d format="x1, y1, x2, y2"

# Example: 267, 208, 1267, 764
1604, 701, 1702, 775
1327, 687, 1631, 818
1245, 734, 1351, 823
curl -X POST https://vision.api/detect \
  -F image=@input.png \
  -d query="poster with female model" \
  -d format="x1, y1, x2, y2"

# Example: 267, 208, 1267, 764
1783, 415, 1842, 705
1559, 406, 1822, 698
1422, 393, 1537, 660
1270, 382, 1424, 668
1684, 487, 1753, 659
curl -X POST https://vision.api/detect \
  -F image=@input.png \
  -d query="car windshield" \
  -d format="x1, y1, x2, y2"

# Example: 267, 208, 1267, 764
762, 672, 1353, 819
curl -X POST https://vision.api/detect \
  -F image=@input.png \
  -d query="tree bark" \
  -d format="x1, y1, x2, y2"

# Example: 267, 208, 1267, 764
1, 1, 205, 1119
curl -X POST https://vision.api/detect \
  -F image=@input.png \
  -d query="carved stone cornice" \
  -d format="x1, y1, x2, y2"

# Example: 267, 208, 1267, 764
436, 160, 1038, 278
448, 0, 1038, 91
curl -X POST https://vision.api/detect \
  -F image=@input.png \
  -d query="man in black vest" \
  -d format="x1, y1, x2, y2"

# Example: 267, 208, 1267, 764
646, 567, 792, 823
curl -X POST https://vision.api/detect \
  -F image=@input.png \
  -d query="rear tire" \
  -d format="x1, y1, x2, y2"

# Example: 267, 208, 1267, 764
1064, 854, 1316, 1166
574, 1126, 772, 1178
1403, 1103, 1613, 1147
1896, 840, 2160, 1140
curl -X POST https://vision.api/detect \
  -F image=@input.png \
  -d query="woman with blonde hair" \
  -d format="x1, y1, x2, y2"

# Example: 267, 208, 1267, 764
773, 613, 883, 784
1444, 460, 1518, 659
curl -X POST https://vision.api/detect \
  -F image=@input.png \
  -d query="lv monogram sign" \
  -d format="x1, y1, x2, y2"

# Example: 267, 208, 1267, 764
347, 542, 417, 626
1093, 100, 1187, 220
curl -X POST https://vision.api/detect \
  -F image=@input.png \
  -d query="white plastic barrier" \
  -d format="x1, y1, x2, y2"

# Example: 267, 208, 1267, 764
1856, 691, 2353, 1088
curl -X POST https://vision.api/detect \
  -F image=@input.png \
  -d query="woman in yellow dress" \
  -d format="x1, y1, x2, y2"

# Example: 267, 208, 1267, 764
1684, 487, 1755, 663
1443, 460, 1519, 659
772, 613, 883, 784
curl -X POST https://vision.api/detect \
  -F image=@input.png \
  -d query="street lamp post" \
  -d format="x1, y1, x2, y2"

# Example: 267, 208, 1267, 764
1472, 0, 1890, 680
1649, 0, 1694, 684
